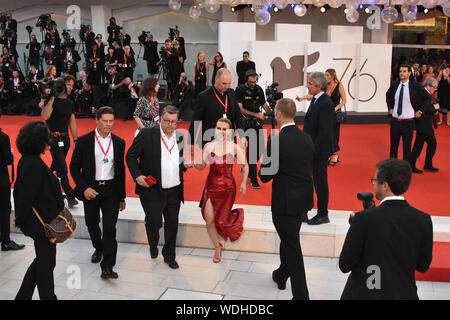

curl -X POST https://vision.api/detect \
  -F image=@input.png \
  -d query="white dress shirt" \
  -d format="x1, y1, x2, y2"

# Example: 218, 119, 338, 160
160, 127, 181, 189
380, 195, 405, 205
94, 129, 115, 181
394, 80, 414, 119
313, 91, 325, 101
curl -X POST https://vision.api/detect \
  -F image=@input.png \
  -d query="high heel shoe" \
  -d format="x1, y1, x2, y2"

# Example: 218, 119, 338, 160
213, 243, 223, 263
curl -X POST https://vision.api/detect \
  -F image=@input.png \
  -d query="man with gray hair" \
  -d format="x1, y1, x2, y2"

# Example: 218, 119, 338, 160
303, 72, 334, 225
410, 77, 440, 173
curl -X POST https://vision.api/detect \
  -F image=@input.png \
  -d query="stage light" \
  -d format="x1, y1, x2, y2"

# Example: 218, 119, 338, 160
274, 7, 279, 12
365, 7, 370, 13
359, 4, 364, 10
320, 7, 326, 13
424, 8, 429, 13
291, 3, 295, 9
231, 7, 235, 12
344, 8, 349, 14
168, 0, 181, 11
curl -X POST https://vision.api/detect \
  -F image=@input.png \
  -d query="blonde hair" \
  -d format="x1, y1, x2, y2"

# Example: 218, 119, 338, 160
326, 68, 339, 83
217, 117, 232, 129
44, 65, 56, 79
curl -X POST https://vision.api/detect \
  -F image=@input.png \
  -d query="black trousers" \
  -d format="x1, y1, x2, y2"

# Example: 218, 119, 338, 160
389, 118, 415, 161
313, 157, 329, 216
15, 237, 57, 300
246, 126, 264, 183
139, 186, 181, 260
83, 183, 120, 269
272, 212, 309, 300
330, 113, 341, 155
50, 135, 75, 201
411, 125, 437, 168
0, 187, 11, 243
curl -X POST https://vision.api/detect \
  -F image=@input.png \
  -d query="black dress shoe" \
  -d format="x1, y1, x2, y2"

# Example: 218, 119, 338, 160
150, 247, 159, 259
91, 249, 103, 263
101, 267, 118, 279
1, 240, 25, 251
423, 165, 439, 172
272, 271, 287, 290
164, 258, 179, 269
307, 215, 330, 225
412, 167, 423, 174
251, 181, 261, 189
68, 199, 79, 208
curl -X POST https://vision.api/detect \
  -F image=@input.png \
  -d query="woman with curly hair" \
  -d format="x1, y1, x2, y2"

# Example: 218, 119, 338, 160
14, 121, 65, 300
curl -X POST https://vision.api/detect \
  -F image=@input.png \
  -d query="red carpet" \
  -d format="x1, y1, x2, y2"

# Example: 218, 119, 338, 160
416, 242, 450, 283
2, 115, 449, 216
2, 115, 450, 282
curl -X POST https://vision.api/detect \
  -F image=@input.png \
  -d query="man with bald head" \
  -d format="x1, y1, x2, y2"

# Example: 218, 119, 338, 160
189, 68, 246, 149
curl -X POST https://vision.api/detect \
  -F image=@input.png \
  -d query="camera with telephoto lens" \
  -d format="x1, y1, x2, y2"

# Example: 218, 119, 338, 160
138, 31, 151, 45
266, 82, 283, 110
79, 24, 87, 41
169, 26, 178, 41
37, 77, 66, 99
36, 14, 50, 28
62, 29, 70, 40
349, 192, 376, 224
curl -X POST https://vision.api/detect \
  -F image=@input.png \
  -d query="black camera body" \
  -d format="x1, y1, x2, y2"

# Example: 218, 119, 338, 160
266, 82, 283, 110
169, 26, 179, 41
36, 14, 50, 29
38, 78, 66, 99
26, 25, 33, 34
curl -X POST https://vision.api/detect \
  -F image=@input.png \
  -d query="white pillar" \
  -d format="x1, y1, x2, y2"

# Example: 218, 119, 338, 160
90, 5, 112, 39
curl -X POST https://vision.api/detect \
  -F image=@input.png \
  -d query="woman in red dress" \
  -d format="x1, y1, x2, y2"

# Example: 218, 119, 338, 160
194, 118, 249, 263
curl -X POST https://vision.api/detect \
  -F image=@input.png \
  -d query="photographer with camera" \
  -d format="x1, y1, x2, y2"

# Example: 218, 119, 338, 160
74, 82, 102, 118
1, 13, 17, 38
0, 30, 18, 61
44, 45, 61, 77
159, 39, 180, 100
24, 65, 43, 116
119, 45, 135, 80
36, 13, 56, 33
139, 32, 160, 77
172, 28, 186, 72
3, 69, 25, 115
173, 72, 194, 121
40, 75, 79, 208
107, 17, 121, 47
0, 47, 15, 80
80, 25, 95, 54
44, 28, 61, 54
236, 70, 270, 189
25, 32, 41, 69
339, 158, 433, 300
62, 44, 81, 76
410, 78, 441, 174
86, 41, 105, 86
61, 30, 77, 52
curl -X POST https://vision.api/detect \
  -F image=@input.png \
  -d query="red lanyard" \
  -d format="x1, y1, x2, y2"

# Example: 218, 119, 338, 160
160, 131, 175, 154
95, 132, 112, 158
149, 97, 157, 115
198, 62, 204, 72
123, 54, 128, 65
213, 87, 228, 113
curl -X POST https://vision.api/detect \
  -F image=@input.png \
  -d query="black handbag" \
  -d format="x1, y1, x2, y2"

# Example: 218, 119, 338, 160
336, 105, 347, 123
32, 206, 76, 243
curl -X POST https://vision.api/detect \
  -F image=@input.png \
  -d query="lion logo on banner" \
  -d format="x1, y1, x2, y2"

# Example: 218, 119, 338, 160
270, 51, 320, 91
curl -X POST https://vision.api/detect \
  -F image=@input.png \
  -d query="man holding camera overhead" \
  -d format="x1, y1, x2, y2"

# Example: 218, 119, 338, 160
235, 69, 270, 190
139, 32, 160, 78
40, 75, 78, 208
339, 158, 433, 300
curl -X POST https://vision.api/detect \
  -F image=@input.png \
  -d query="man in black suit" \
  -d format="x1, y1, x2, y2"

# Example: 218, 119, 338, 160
189, 68, 246, 152
70, 106, 126, 279
386, 64, 428, 162
62, 45, 81, 76
410, 78, 440, 173
0, 122, 25, 251
126, 105, 192, 269
140, 33, 160, 77
259, 98, 314, 300
303, 72, 334, 225
410, 61, 420, 82
339, 159, 433, 299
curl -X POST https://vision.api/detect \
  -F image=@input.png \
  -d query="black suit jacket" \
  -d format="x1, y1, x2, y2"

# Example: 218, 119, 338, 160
303, 92, 334, 159
259, 125, 315, 215
70, 130, 126, 202
0, 129, 13, 188
189, 87, 244, 147
386, 80, 428, 114
13, 155, 64, 239
414, 90, 435, 132
339, 200, 433, 300
126, 126, 186, 202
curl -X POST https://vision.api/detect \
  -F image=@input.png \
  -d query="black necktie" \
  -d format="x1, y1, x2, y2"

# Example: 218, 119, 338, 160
397, 84, 404, 116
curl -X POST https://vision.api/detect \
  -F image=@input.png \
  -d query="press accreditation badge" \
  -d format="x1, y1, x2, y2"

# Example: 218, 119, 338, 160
58, 141, 64, 147
223, 114, 227, 119
123, 64, 127, 68
154, 116, 160, 122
